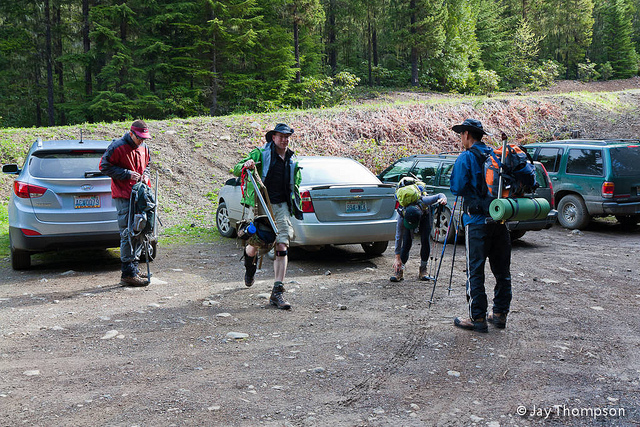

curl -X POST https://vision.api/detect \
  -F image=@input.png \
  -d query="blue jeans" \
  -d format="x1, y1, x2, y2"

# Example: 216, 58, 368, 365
115, 197, 142, 277
464, 222, 512, 320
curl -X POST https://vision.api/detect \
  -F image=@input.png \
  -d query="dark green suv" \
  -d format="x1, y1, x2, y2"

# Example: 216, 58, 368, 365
378, 153, 557, 241
525, 139, 640, 229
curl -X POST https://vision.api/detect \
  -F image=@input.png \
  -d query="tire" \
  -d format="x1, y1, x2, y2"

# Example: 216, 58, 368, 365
11, 246, 31, 270
216, 201, 236, 238
430, 206, 455, 243
509, 230, 526, 241
616, 214, 640, 227
361, 241, 388, 256
557, 194, 590, 229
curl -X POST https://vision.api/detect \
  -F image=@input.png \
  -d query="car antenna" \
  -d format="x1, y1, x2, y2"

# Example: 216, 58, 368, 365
80, 129, 84, 143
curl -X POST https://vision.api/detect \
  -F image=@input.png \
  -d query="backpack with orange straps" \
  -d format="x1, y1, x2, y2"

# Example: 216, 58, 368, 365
466, 142, 538, 215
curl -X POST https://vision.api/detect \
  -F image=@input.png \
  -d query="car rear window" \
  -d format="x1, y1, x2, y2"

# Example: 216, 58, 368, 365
301, 159, 381, 186
29, 151, 105, 178
610, 146, 640, 177
566, 149, 603, 176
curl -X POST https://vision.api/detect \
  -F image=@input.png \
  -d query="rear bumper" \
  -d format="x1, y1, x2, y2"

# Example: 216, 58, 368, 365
600, 201, 640, 215
291, 216, 397, 246
506, 210, 558, 232
10, 227, 121, 253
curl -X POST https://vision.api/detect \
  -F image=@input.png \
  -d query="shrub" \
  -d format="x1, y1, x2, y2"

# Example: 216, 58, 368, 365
476, 70, 500, 94
577, 60, 600, 82
599, 62, 614, 81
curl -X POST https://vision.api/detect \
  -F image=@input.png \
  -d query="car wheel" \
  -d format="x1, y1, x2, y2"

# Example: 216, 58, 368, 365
216, 201, 236, 238
11, 246, 31, 270
509, 230, 526, 241
557, 194, 590, 229
615, 214, 640, 227
361, 241, 388, 256
431, 206, 455, 243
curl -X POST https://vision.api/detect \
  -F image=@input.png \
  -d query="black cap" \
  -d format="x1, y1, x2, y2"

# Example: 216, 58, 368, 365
265, 123, 294, 142
452, 118, 492, 136
403, 205, 422, 230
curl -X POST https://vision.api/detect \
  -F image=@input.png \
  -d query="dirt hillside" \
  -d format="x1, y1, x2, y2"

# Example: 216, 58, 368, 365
1, 77, 640, 229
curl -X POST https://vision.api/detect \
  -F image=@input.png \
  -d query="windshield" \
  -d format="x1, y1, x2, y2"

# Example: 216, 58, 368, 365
610, 146, 640, 177
300, 158, 381, 186
29, 151, 105, 178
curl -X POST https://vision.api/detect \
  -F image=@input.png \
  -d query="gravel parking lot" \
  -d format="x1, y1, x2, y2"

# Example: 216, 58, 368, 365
1, 220, 638, 426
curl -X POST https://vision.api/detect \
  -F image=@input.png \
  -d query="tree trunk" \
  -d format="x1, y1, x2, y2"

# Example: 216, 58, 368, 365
45, 0, 55, 126
35, 61, 42, 127
83, 0, 92, 101
410, 0, 419, 86
54, 4, 66, 125
209, 8, 218, 116
372, 27, 378, 67
294, 21, 301, 83
327, 0, 337, 75
367, 10, 373, 86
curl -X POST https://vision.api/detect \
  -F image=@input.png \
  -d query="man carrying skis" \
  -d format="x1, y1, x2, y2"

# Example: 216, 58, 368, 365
233, 123, 303, 309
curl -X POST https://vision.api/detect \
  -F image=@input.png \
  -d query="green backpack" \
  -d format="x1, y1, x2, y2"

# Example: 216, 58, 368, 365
395, 177, 426, 207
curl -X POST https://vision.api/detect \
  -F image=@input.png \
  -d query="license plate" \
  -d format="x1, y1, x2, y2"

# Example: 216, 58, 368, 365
74, 195, 101, 209
346, 201, 367, 213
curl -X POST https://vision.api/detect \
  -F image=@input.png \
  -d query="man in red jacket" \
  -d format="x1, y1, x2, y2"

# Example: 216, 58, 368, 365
100, 120, 152, 286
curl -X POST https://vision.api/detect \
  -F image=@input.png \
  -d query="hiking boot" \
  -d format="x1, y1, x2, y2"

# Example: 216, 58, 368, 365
418, 265, 429, 281
390, 266, 404, 282
243, 249, 257, 287
270, 282, 291, 310
454, 316, 488, 333
487, 312, 507, 329
121, 275, 150, 287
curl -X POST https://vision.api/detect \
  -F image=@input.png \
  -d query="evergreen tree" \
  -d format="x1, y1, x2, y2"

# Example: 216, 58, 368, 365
592, 0, 638, 78
534, 0, 594, 78
475, 0, 514, 79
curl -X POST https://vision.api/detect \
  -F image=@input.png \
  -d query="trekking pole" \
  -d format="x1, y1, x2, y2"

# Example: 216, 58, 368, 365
428, 201, 456, 307
497, 132, 508, 200
447, 196, 462, 295
425, 203, 443, 282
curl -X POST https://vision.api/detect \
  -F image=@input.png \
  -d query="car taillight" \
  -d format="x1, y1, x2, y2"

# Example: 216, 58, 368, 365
602, 182, 614, 199
14, 181, 47, 198
21, 228, 41, 236
300, 190, 314, 213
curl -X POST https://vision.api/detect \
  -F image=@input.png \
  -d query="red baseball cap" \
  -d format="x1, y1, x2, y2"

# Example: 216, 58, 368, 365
131, 120, 151, 139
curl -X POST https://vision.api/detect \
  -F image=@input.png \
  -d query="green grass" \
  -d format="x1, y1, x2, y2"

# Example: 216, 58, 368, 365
0, 202, 9, 258
159, 221, 223, 246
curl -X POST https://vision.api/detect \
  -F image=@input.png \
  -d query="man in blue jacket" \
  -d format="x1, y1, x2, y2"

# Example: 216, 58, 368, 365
450, 119, 511, 333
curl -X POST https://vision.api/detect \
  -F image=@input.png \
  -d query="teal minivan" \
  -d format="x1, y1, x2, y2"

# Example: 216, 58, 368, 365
524, 139, 640, 229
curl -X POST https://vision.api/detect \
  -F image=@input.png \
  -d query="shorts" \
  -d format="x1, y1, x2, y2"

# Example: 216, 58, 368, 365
270, 202, 294, 245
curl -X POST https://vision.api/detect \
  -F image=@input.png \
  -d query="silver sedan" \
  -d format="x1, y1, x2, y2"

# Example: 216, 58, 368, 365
216, 156, 398, 255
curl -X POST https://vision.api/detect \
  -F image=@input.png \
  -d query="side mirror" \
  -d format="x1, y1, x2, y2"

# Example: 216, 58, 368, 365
2, 164, 20, 174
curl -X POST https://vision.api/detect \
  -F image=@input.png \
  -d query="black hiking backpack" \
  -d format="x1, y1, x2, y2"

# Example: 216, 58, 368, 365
130, 182, 156, 236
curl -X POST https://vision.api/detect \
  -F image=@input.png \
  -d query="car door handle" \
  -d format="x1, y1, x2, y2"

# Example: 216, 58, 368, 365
551, 177, 558, 181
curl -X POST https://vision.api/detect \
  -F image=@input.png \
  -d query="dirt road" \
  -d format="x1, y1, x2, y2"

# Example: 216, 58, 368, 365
1, 221, 638, 426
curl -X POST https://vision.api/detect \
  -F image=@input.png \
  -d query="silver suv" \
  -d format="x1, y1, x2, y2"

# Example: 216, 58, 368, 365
3, 138, 120, 269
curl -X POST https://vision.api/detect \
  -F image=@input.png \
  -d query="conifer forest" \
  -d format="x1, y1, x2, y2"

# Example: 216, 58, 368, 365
1, 0, 639, 128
